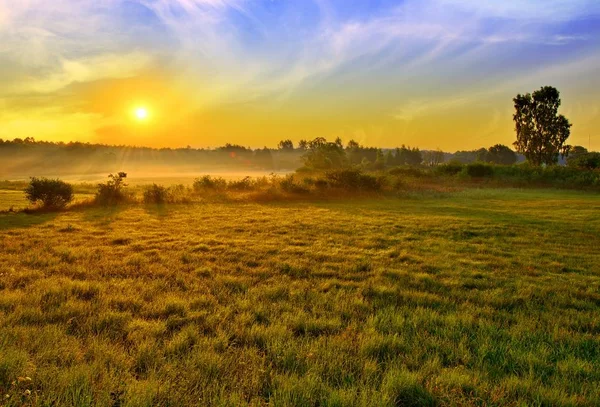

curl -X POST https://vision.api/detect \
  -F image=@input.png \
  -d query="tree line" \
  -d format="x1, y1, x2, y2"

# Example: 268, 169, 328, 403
1, 86, 598, 175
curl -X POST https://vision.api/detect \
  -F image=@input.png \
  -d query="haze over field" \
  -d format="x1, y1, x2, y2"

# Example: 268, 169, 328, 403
1, 0, 599, 150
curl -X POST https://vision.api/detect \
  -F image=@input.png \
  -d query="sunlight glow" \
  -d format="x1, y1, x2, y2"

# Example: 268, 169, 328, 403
134, 107, 149, 121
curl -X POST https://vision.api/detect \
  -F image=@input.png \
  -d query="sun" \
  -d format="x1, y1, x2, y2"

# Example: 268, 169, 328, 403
134, 107, 149, 121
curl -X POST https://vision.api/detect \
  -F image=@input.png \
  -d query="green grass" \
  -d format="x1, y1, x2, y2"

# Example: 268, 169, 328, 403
0, 188, 599, 406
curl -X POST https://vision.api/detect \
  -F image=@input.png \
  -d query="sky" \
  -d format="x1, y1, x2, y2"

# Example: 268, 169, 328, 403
0, 0, 599, 151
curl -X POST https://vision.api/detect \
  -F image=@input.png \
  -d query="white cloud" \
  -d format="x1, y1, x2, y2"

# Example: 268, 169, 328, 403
436, 0, 600, 21
394, 97, 472, 122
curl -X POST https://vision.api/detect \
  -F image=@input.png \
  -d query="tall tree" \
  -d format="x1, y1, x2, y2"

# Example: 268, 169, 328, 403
513, 86, 571, 166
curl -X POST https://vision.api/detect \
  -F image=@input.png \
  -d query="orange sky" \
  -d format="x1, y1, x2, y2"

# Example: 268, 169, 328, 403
1, 0, 599, 151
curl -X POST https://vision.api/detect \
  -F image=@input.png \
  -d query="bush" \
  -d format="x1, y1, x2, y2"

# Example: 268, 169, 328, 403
325, 169, 382, 191
95, 172, 129, 205
492, 164, 600, 187
388, 167, 427, 178
24, 177, 74, 209
143, 184, 168, 204
279, 175, 310, 194
463, 163, 494, 178
568, 153, 600, 170
434, 161, 463, 176
193, 176, 227, 192
167, 184, 192, 203
227, 177, 254, 191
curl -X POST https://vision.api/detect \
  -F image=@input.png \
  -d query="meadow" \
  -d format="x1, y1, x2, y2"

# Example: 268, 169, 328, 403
0, 187, 599, 406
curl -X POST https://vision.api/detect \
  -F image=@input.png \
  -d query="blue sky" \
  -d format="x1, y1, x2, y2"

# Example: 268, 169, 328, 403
0, 0, 599, 149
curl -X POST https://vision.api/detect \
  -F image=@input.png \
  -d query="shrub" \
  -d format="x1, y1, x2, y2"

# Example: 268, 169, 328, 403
314, 179, 329, 189
143, 184, 168, 204
95, 172, 129, 205
388, 167, 426, 178
227, 177, 254, 191
167, 184, 192, 203
463, 163, 494, 178
568, 153, 600, 170
434, 161, 463, 176
24, 177, 74, 209
492, 164, 600, 187
193, 176, 227, 192
279, 175, 310, 194
325, 169, 381, 191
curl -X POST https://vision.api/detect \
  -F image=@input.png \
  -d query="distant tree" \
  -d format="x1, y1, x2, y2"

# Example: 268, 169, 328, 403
384, 150, 394, 167
24, 178, 74, 209
486, 144, 517, 165
302, 138, 347, 169
254, 147, 274, 169
218, 143, 250, 153
334, 137, 343, 148
401, 146, 422, 166
346, 140, 360, 150
513, 86, 571, 165
346, 140, 363, 165
475, 148, 488, 162
277, 139, 294, 151
373, 149, 386, 170
568, 145, 588, 160
297, 140, 308, 151
393, 148, 404, 165
452, 150, 479, 164
423, 150, 445, 166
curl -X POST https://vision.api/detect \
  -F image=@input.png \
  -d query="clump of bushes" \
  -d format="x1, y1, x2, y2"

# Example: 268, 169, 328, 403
279, 175, 310, 194
463, 162, 494, 178
24, 177, 74, 209
388, 167, 427, 178
568, 153, 600, 170
434, 161, 463, 176
95, 172, 130, 205
227, 176, 254, 191
143, 184, 192, 204
193, 176, 227, 192
325, 169, 382, 191
492, 164, 600, 187
143, 184, 168, 204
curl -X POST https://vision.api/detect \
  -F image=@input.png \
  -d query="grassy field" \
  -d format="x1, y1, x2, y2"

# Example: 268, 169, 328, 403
0, 188, 599, 406
0, 190, 95, 212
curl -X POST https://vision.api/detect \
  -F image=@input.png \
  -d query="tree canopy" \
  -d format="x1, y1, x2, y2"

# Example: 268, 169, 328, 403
513, 86, 571, 166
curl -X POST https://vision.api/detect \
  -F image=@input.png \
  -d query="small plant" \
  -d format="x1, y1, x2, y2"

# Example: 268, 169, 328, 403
24, 177, 74, 209
95, 172, 129, 205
